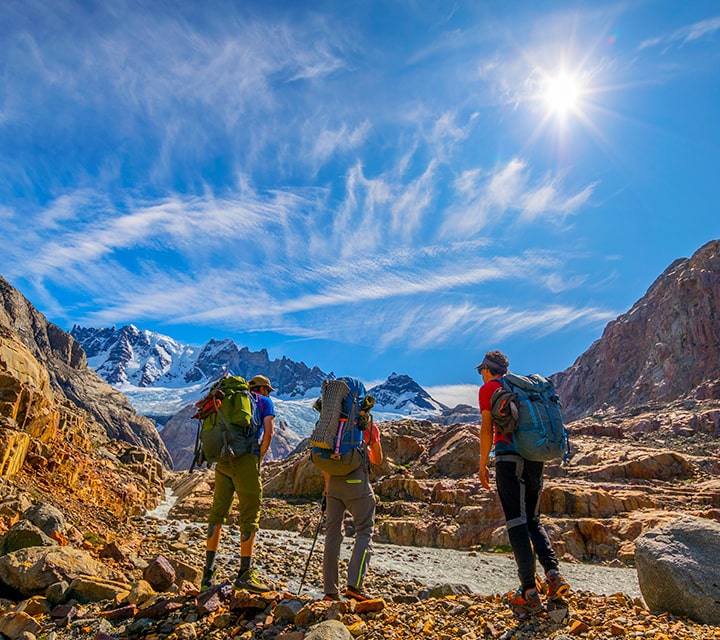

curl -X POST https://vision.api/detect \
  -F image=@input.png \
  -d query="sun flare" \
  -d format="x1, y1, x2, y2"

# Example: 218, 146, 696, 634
543, 72, 582, 116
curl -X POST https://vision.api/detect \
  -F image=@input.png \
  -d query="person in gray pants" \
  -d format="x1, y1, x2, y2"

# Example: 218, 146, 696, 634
322, 421, 383, 601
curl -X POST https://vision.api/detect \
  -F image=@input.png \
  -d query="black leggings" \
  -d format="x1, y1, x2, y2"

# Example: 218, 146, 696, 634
496, 455, 559, 590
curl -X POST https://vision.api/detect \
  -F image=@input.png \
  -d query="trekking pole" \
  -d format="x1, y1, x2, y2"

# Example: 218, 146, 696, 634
189, 419, 204, 472
297, 496, 326, 596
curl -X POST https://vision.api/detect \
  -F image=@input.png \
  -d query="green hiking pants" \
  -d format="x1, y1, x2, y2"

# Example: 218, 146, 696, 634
208, 453, 262, 532
323, 465, 376, 595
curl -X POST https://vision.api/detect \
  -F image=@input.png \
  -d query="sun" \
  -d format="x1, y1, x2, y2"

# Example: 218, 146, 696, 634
543, 72, 583, 116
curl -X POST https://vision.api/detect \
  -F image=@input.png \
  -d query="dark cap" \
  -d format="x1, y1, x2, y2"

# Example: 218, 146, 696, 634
475, 352, 509, 375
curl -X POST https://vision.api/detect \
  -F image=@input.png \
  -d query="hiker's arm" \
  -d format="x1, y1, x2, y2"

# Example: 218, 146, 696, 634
259, 415, 274, 460
368, 439, 383, 465
367, 423, 383, 464
479, 409, 493, 490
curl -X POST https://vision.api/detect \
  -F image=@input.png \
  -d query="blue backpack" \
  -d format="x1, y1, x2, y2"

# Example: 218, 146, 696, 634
309, 377, 373, 476
492, 373, 569, 462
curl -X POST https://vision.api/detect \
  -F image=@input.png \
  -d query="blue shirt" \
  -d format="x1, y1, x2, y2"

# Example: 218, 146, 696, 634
252, 393, 275, 441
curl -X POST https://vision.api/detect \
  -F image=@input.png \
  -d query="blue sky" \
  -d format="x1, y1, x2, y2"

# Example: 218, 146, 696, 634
2, 0, 719, 406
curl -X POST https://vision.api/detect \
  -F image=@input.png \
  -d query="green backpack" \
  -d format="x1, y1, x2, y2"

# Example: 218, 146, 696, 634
192, 376, 260, 464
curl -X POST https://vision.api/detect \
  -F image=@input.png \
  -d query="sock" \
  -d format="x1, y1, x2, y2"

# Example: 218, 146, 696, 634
240, 556, 251, 573
205, 550, 217, 572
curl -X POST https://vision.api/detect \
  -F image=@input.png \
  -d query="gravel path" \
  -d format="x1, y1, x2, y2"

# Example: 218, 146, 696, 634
148, 489, 642, 602
258, 528, 642, 600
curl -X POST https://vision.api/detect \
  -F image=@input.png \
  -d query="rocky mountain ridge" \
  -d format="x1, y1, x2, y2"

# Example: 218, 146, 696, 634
0, 278, 167, 546
71, 325, 330, 399
0, 278, 171, 468
370, 373, 447, 415
554, 239, 720, 421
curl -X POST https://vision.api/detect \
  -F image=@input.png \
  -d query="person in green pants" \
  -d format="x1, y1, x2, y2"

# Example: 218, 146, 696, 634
201, 374, 275, 593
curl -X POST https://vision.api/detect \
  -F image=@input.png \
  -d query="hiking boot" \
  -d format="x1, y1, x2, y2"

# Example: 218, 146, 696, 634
506, 587, 543, 619
546, 570, 570, 600
233, 568, 271, 593
323, 593, 340, 601
201, 566, 217, 591
344, 585, 372, 601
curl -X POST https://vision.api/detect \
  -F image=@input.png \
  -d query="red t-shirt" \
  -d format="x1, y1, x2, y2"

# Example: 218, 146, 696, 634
479, 378, 515, 452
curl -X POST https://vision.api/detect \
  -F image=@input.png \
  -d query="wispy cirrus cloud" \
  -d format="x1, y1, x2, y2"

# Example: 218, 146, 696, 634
0, 1, 626, 372
639, 16, 720, 50
443, 158, 595, 237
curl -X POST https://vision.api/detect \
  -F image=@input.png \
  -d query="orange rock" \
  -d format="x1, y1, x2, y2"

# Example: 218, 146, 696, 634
355, 598, 385, 613
569, 620, 590, 635
609, 622, 626, 635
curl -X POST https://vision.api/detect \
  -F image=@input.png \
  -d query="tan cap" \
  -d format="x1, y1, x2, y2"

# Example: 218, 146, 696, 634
248, 374, 275, 392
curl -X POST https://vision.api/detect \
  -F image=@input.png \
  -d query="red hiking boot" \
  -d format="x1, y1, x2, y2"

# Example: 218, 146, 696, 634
546, 570, 570, 600
344, 585, 372, 601
506, 587, 543, 619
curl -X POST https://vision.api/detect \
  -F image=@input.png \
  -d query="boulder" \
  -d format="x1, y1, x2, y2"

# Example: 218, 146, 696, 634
67, 576, 133, 604
0, 546, 112, 597
142, 555, 176, 592
0, 611, 42, 640
0, 519, 56, 555
635, 515, 720, 624
24, 502, 67, 537
304, 619, 353, 640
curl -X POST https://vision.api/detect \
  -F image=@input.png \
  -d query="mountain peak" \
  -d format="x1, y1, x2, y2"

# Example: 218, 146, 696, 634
554, 239, 720, 420
370, 373, 447, 415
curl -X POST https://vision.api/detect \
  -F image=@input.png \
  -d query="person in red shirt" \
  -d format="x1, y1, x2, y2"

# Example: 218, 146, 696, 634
477, 350, 569, 618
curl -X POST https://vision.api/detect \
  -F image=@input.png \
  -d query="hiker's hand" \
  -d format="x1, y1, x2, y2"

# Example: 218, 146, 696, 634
479, 464, 491, 490
321, 496, 327, 513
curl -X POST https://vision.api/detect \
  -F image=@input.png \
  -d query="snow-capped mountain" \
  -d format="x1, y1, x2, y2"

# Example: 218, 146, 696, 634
71, 325, 328, 401
72, 324, 198, 387
369, 372, 447, 418
72, 324, 461, 467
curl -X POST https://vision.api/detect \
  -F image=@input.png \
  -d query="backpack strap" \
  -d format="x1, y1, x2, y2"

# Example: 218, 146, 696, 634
212, 393, 234, 458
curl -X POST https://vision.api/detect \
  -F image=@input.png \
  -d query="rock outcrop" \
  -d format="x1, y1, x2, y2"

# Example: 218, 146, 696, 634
0, 276, 167, 539
553, 240, 720, 420
0, 277, 172, 467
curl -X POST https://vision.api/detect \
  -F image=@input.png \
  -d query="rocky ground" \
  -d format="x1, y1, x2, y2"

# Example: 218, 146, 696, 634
2, 514, 720, 640
1, 400, 719, 639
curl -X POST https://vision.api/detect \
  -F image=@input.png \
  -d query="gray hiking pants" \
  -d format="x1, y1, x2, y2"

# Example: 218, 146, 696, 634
323, 465, 376, 596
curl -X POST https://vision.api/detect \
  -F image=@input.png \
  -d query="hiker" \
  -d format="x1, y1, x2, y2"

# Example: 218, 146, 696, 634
322, 417, 383, 601
477, 350, 569, 617
201, 374, 275, 593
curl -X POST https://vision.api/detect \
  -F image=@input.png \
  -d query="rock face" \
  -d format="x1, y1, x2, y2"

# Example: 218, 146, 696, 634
0, 276, 167, 536
0, 277, 172, 467
635, 516, 720, 625
553, 240, 720, 420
